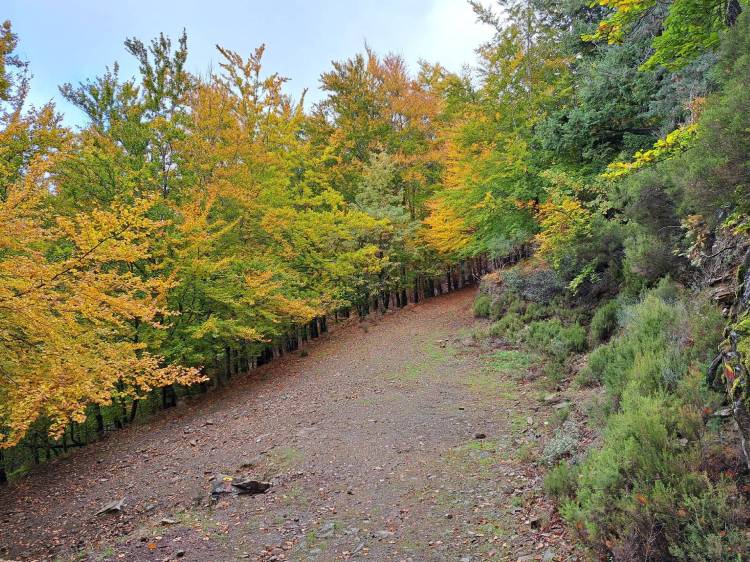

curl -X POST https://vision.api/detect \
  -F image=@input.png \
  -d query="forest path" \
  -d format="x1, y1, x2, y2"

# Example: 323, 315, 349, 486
0, 288, 578, 562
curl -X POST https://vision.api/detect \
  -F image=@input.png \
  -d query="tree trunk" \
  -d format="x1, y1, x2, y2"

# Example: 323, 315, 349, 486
95, 404, 105, 436
0, 449, 7, 484
727, 0, 742, 26
162, 384, 177, 409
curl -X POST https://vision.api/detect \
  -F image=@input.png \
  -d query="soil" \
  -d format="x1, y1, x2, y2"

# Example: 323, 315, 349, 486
0, 288, 585, 562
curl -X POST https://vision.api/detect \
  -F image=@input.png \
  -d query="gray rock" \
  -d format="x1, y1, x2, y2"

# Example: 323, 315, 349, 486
95, 497, 125, 515
240, 455, 264, 468
318, 521, 335, 538
375, 530, 395, 539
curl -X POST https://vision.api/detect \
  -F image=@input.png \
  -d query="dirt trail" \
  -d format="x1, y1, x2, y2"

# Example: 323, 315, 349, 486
0, 288, 580, 562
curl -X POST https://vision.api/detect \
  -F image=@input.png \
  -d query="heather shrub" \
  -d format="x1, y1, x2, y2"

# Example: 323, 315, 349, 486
581, 284, 721, 405
561, 391, 749, 561
559, 287, 742, 561
544, 461, 578, 499
489, 313, 524, 340
473, 294, 492, 318
589, 299, 620, 344
527, 318, 587, 360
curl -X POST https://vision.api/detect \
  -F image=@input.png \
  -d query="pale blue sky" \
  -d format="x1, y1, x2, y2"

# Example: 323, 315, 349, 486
5, 0, 493, 126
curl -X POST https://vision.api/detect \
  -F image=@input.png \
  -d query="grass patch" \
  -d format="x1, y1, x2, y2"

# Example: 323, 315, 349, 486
265, 446, 303, 471
387, 340, 452, 382
463, 349, 536, 396
516, 443, 537, 463
485, 349, 535, 373
464, 371, 518, 397
445, 439, 499, 471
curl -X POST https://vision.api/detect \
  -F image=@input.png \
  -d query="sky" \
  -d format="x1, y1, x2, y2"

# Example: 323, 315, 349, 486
5, 0, 494, 126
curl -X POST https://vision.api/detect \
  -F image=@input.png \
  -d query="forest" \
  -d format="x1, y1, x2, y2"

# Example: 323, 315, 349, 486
2, 0, 750, 559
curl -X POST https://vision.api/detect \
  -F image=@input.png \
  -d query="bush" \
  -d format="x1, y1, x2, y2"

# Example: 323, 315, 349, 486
526, 318, 587, 360
573, 367, 599, 388
520, 301, 552, 322
489, 313, 524, 340
473, 294, 492, 318
589, 299, 620, 344
544, 461, 578, 499
543, 359, 567, 387
561, 391, 749, 561
580, 287, 721, 404
542, 421, 579, 464
503, 265, 565, 303
623, 229, 682, 287
559, 287, 743, 561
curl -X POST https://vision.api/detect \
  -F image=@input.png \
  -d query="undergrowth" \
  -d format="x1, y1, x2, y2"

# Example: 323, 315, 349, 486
474, 274, 750, 561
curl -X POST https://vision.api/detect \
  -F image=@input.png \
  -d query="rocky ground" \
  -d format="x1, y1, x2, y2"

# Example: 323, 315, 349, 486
0, 288, 586, 562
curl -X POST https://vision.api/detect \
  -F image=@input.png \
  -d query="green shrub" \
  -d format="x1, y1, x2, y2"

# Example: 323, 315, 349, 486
589, 299, 620, 344
573, 368, 598, 388
667, 481, 750, 561
623, 230, 681, 287
526, 318, 587, 360
489, 313, 523, 340
650, 275, 679, 304
484, 289, 522, 320
562, 391, 749, 561
544, 461, 578, 499
543, 359, 567, 387
559, 288, 742, 561
581, 289, 721, 404
489, 298, 506, 320
521, 301, 551, 322
473, 294, 492, 318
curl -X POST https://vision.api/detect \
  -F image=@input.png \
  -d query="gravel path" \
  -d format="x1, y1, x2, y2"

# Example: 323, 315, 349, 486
0, 288, 581, 562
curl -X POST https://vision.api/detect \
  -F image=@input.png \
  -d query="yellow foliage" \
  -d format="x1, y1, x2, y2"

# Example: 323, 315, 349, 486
0, 156, 202, 447
602, 123, 698, 179
421, 198, 471, 256
535, 195, 593, 270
